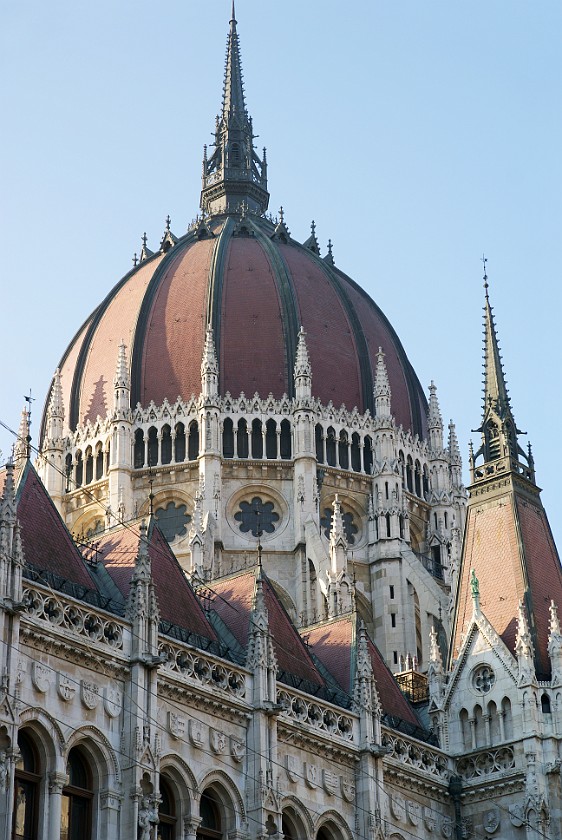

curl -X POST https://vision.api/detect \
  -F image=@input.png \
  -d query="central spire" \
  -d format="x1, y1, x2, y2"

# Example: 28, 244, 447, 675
200, 5, 269, 217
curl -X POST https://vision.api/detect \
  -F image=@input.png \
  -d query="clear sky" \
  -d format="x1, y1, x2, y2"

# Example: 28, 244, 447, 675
1, 2, 561, 547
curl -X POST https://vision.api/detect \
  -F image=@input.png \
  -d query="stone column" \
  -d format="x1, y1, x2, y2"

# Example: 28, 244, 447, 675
49, 772, 68, 839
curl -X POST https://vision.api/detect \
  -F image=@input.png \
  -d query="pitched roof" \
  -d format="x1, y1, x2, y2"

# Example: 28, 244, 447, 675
451, 486, 562, 679
306, 615, 420, 726
95, 521, 217, 642
15, 463, 96, 590
211, 569, 325, 687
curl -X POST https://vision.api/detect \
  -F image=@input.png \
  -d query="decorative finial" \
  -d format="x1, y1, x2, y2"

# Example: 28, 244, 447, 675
481, 253, 488, 297
230, 0, 236, 23
165, 215, 171, 231
132, 253, 138, 267
279, 206, 284, 224
311, 220, 316, 237
142, 232, 148, 248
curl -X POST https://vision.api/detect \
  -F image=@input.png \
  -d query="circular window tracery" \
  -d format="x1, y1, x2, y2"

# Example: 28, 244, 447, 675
155, 501, 191, 543
472, 665, 495, 694
234, 497, 280, 537
320, 506, 358, 545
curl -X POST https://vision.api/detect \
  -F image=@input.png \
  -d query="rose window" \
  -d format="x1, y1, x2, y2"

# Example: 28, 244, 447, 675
155, 501, 191, 542
234, 497, 279, 537
472, 665, 495, 694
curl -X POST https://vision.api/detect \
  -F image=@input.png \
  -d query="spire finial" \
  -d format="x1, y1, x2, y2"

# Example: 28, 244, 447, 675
481, 253, 489, 297
374, 347, 392, 419
230, 0, 236, 23
132, 253, 138, 267
165, 214, 171, 231
279, 206, 284, 224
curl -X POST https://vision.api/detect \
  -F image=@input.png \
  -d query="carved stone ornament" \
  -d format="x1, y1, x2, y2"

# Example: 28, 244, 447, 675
230, 736, 245, 763
341, 778, 355, 803
424, 807, 436, 832
483, 806, 500, 834
189, 719, 205, 749
508, 804, 525, 828
80, 680, 100, 710
407, 800, 421, 826
57, 672, 76, 703
389, 794, 405, 821
441, 817, 453, 838
16, 660, 26, 685
323, 769, 338, 796
167, 712, 186, 740
103, 686, 122, 718
286, 754, 299, 782
210, 728, 227, 755
31, 662, 50, 693
305, 762, 319, 789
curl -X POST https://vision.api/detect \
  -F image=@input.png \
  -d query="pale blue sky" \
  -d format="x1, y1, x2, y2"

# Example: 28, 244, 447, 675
1, 2, 561, 546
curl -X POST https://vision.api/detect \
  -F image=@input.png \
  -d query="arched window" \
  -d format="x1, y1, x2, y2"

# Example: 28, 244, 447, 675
230, 143, 240, 167
13, 730, 40, 840
351, 433, 361, 472
422, 464, 429, 497
265, 419, 277, 459
488, 700, 500, 744
95, 446, 104, 480
315, 424, 324, 463
414, 460, 421, 497
174, 423, 186, 463
148, 427, 158, 467
223, 419, 234, 458
363, 436, 373, 474
197, 791, 222, 840
158, 776, 177, 840
398, 450, 405, 484
338, 431, 349, 470
188, 421, 199, 461
161, 425, 172, 465
105, 443, 110, 474
237, 419, 249, 459
280, 419, 291, 459
459, 708, 471, 751
251, 419, 263, 459
65, 453, 73, 491
474, 704, 484, 748
502, 696, 513, 740
406, 456, 413, 492
326, 427, 336, 467
134, 430, 145, 468
541, 693, 551, 714
61, 748, 92, 840
75, 452, 83, 488
85, 448, 93, 485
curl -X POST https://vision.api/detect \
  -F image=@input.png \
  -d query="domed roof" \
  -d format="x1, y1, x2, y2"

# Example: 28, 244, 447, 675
41, 9, 428, 440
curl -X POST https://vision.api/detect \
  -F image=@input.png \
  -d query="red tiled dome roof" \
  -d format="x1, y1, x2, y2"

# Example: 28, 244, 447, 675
44, 214, 427, 438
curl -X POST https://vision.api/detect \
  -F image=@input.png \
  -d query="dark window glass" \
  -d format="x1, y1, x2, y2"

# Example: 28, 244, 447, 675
234, 497, 279, 537
188, 421, 199, 461
265, 419, 277, 459
61, 749, 92, 840
13, 731, 40, 840
155, 502, 191, 543
315, 424, 324, 463
95, 449, 104, 480
161, 425, 172, 465
148, 427, 158, 467
174, 423, 186, 463
251, 420, 263, 459
326, 428, 336, 466
223, 419, 234, 458
237, 420, 248, 459
351, 433, 361, 472
134, 430, 145, 468
280, 420, 291, 459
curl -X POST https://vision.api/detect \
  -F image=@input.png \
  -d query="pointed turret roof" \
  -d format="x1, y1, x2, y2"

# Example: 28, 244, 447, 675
200, 6, 268, 216
450, 277, 562, 679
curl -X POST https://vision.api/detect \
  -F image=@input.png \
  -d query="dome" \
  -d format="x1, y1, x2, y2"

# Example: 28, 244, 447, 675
45, 213, 427, 439
41, 9, 427, 442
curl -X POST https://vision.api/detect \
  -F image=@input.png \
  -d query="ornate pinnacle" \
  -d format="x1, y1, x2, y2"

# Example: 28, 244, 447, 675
448, 420, 461, 465
47, 369, 64, 420
114, 341, 130, 390
330, 495, 347, 548
429, 625, 442, 667
549, 601, 561, 637
428, 381, 443, 429
294, 326, 312, 383
374, 347, 392, 419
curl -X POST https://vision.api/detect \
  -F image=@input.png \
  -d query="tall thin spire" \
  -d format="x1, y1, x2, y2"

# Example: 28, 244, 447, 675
373, 348, 391, 419
200, 7, 268, 216
473, 260, 530, 476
